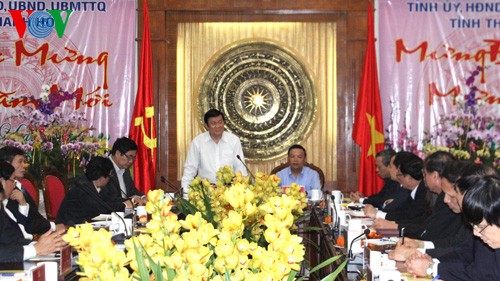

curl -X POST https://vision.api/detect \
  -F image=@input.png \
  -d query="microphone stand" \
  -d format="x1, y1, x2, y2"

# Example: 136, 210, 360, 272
236, 155, 255, 183
347, 228, 370, 260
160, 176, 183, 198
79, 183, 130, 239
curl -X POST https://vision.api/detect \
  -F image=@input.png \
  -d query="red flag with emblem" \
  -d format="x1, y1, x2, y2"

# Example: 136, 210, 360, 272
352, 2, 384, 197
129, 0, 156, 194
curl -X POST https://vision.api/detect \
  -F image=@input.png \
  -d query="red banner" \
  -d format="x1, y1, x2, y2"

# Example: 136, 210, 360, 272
352, 3, 384, 196
129, 0, 157, 193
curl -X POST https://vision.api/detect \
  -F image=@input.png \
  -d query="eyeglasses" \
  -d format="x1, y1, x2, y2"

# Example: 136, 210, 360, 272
122, 153, 136, 161
472, 223, 489, 234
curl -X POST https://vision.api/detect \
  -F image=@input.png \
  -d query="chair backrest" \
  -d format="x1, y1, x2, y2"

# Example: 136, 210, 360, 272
271, 162, 326, 190
18, 173, 39, 208
42, 167, 68, 221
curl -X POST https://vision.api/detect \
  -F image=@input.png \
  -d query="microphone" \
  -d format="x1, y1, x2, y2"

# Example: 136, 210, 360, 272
331, 195, 339, 231
348, 228, 370, 259
236, 155, 255, 182
160, 176, 183, 198
79, 183, 130, 239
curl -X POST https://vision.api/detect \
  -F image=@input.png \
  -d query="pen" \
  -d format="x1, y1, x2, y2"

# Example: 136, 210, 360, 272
401, 227, 405, 245
432, 274, 440, 281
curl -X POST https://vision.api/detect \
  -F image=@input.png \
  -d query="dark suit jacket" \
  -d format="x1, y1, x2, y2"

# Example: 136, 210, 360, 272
0, 207, 31, 263
438, 235, 500, 280
108, 167, 144, 199
364, 179, 411, 211
398, 192, 462, 241
385, 181, 430, 224
56, 175, 126, 225
6, 184, 52, 235
427, 221, 472, 260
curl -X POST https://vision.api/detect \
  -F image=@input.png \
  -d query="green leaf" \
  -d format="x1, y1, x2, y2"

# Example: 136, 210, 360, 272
166, 267, 176, 280
147, 255, 164, 281
320, 259, 347, 281
309, 254, 344, 273
287, 270, 298, 281
132, 239, 151, 281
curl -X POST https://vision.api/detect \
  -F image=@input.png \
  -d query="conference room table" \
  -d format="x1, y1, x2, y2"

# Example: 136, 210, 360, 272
307, 200, 434, 281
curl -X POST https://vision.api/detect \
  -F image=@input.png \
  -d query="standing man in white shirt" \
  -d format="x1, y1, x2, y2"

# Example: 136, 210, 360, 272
181, 109, 247, 196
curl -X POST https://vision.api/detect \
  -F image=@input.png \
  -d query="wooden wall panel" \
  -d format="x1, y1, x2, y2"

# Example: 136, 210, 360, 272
137, 0, 371, 192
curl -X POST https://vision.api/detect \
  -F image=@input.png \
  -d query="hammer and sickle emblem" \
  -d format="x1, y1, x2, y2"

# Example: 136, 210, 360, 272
134, 106, 157, 150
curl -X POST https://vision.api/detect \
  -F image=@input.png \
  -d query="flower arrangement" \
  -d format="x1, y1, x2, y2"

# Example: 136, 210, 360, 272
422, 66, 500, 167
185, 166, 307, 244
64, 168, 320, 280
0, 84, 108, 178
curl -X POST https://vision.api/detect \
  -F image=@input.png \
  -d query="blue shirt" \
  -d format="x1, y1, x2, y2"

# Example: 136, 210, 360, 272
277, 166, 321, 197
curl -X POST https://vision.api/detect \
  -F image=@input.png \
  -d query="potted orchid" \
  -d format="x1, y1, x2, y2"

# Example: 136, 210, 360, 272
64, 167, 347, 280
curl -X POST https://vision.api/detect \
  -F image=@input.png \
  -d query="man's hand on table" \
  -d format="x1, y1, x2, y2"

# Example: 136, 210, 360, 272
34, 229, 68, 256
363, 204, 377, 218
405, 251, 432, 277
389, 244, 419, 261
349, 191, 363, 202
373, 218, 398, 230
130, 195, 147, 206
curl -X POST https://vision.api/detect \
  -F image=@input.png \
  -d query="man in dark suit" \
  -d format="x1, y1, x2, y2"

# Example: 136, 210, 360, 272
350, 149, 410, 211
0, 146, 66, 236
56, 157, 133, 226
404, 164, 500, 280
373, 152, 462, 241
364, 152, 430, 224
108, 137, 146, 205
389, 162, 496, 262
0, 161, 65, 262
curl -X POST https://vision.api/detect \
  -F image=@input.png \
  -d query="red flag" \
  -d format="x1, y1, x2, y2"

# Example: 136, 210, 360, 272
129, 0, 156, 194
352, 3, 385, 197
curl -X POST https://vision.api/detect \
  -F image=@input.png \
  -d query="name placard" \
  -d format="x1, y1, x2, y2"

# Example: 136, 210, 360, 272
60, 246, 72, 275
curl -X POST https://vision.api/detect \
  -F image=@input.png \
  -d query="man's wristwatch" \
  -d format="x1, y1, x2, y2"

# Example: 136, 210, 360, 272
426, 261, 434, 276
426, 259, 440, 277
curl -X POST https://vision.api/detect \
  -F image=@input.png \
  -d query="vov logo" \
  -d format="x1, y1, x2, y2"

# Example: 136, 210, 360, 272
9, 10, 73, 38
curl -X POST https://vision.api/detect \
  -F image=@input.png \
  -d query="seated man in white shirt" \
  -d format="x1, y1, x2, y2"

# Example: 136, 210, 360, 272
181, 109, 247, 197
0, 161, 66, 263
276, 144, 321, 198
108, 137, 147, 206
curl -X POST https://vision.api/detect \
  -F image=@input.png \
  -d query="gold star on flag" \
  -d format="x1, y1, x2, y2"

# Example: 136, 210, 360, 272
366, 113, 384, 158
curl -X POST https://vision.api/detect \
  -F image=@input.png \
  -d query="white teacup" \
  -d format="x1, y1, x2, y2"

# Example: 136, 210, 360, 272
348, 218, 367, 232
336, 210, 351, 226
331, 190, 344, 204
136, 206, 147, 217
136, 206, 148, 226
309, 189, 323, 201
